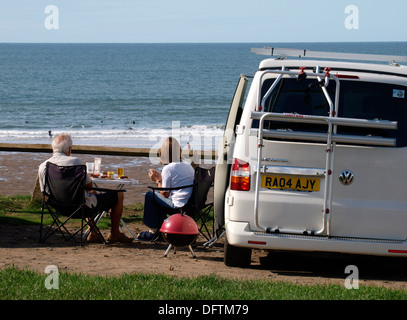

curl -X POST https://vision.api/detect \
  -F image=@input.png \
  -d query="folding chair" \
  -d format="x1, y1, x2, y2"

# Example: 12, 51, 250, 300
40, 162, 120, 246
183, 166, 215, 241
149, 166, 215, 242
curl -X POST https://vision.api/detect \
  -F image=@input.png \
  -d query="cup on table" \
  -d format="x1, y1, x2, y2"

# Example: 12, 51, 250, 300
94, 157, 102, 174
107, 171, 114, 179
117, 167, 124, 178
86, 162, 94, 175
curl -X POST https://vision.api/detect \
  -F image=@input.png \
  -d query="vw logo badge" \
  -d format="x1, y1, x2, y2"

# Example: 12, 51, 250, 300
339, 170, 354, 185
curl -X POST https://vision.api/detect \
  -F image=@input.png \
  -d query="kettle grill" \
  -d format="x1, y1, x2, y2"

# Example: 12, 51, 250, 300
160, 213, 199, 258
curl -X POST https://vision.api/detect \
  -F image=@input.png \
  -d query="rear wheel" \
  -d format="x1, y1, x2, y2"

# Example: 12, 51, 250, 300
224, 235, 252, 268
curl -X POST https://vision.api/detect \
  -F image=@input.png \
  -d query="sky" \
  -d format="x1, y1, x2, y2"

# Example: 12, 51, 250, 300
0, 0, 406, 43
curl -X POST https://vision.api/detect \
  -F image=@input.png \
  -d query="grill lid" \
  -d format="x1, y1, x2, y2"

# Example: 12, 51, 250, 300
160, 213, 199, 235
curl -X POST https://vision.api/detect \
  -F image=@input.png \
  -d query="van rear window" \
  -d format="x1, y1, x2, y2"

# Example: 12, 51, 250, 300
254, 78, 407, 147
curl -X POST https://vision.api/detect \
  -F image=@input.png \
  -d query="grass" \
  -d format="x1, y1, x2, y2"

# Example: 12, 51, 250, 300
0, 195, 42, 225
0, 194, 143, 229
1, 195, 407, 301
1, 265, 407, 300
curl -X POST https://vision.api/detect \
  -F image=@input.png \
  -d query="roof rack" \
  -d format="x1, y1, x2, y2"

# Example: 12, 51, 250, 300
251, 47, 407, 64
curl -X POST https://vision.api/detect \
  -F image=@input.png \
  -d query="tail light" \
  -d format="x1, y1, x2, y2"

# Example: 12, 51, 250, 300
231, 158, 250, 191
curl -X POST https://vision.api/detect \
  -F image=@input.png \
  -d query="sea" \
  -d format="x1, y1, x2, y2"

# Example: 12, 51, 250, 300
1, 42, 407, 151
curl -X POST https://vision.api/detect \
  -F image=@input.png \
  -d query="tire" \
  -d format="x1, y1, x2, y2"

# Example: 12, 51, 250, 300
224, 235, 252, 268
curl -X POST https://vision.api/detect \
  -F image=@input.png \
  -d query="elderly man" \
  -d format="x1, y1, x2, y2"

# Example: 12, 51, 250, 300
38, 133, 133, 243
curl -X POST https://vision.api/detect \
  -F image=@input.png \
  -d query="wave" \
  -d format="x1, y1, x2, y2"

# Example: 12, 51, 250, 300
0, 124, 225, 150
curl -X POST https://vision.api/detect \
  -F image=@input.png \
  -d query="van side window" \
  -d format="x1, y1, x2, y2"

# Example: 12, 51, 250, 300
337, 81, 407, 146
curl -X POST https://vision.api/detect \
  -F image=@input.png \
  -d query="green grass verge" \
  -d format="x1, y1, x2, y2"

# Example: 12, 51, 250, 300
1, 265, 407, 300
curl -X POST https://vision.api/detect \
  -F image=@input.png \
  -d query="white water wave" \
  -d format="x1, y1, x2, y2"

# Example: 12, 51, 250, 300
0, 124, 225, 150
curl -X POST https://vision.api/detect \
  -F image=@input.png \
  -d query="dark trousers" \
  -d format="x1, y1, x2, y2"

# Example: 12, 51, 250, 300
143, 191, 177, 229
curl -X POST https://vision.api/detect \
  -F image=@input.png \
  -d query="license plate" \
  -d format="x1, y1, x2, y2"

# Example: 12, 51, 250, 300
261, 175, 320, 192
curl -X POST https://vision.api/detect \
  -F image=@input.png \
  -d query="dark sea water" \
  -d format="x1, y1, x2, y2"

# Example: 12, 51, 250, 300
1, 42, 406, 150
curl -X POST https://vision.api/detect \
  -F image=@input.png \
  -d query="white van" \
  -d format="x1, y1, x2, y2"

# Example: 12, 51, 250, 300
214, 47, 407, 267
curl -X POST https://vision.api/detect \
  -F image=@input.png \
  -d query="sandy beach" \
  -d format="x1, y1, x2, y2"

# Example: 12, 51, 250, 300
2, 151, 407, 289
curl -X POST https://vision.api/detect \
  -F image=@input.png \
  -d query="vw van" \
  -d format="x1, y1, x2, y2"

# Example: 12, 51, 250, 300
214, 47, 407, 267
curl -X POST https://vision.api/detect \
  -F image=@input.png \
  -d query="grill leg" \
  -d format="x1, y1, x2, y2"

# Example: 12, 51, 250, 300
188, 245, 196, 259
164, 244, 172, 257
164, 244, 196, 259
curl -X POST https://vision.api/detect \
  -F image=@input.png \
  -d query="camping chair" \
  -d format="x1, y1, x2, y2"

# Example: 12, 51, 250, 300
149, 166, 215, 242
40, 162, 123, 246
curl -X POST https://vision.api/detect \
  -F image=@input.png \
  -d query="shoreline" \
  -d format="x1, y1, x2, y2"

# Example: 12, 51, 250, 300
0, 126, 224, 151
0, 138, 221, 151
0, 142, 217, 159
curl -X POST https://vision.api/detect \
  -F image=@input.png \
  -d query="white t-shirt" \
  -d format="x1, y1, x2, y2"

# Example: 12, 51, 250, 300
38, 152, 97, 208
161, 161, 195, 208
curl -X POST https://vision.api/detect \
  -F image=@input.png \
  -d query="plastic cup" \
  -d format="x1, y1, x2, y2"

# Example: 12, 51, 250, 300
86, 162, 94, 174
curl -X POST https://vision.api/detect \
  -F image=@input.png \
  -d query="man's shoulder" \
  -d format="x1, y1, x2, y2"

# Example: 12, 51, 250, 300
40, 153, 83, 167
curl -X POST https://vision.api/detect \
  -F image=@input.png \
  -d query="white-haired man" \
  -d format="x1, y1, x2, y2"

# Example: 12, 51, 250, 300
38, 133, 133, 243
